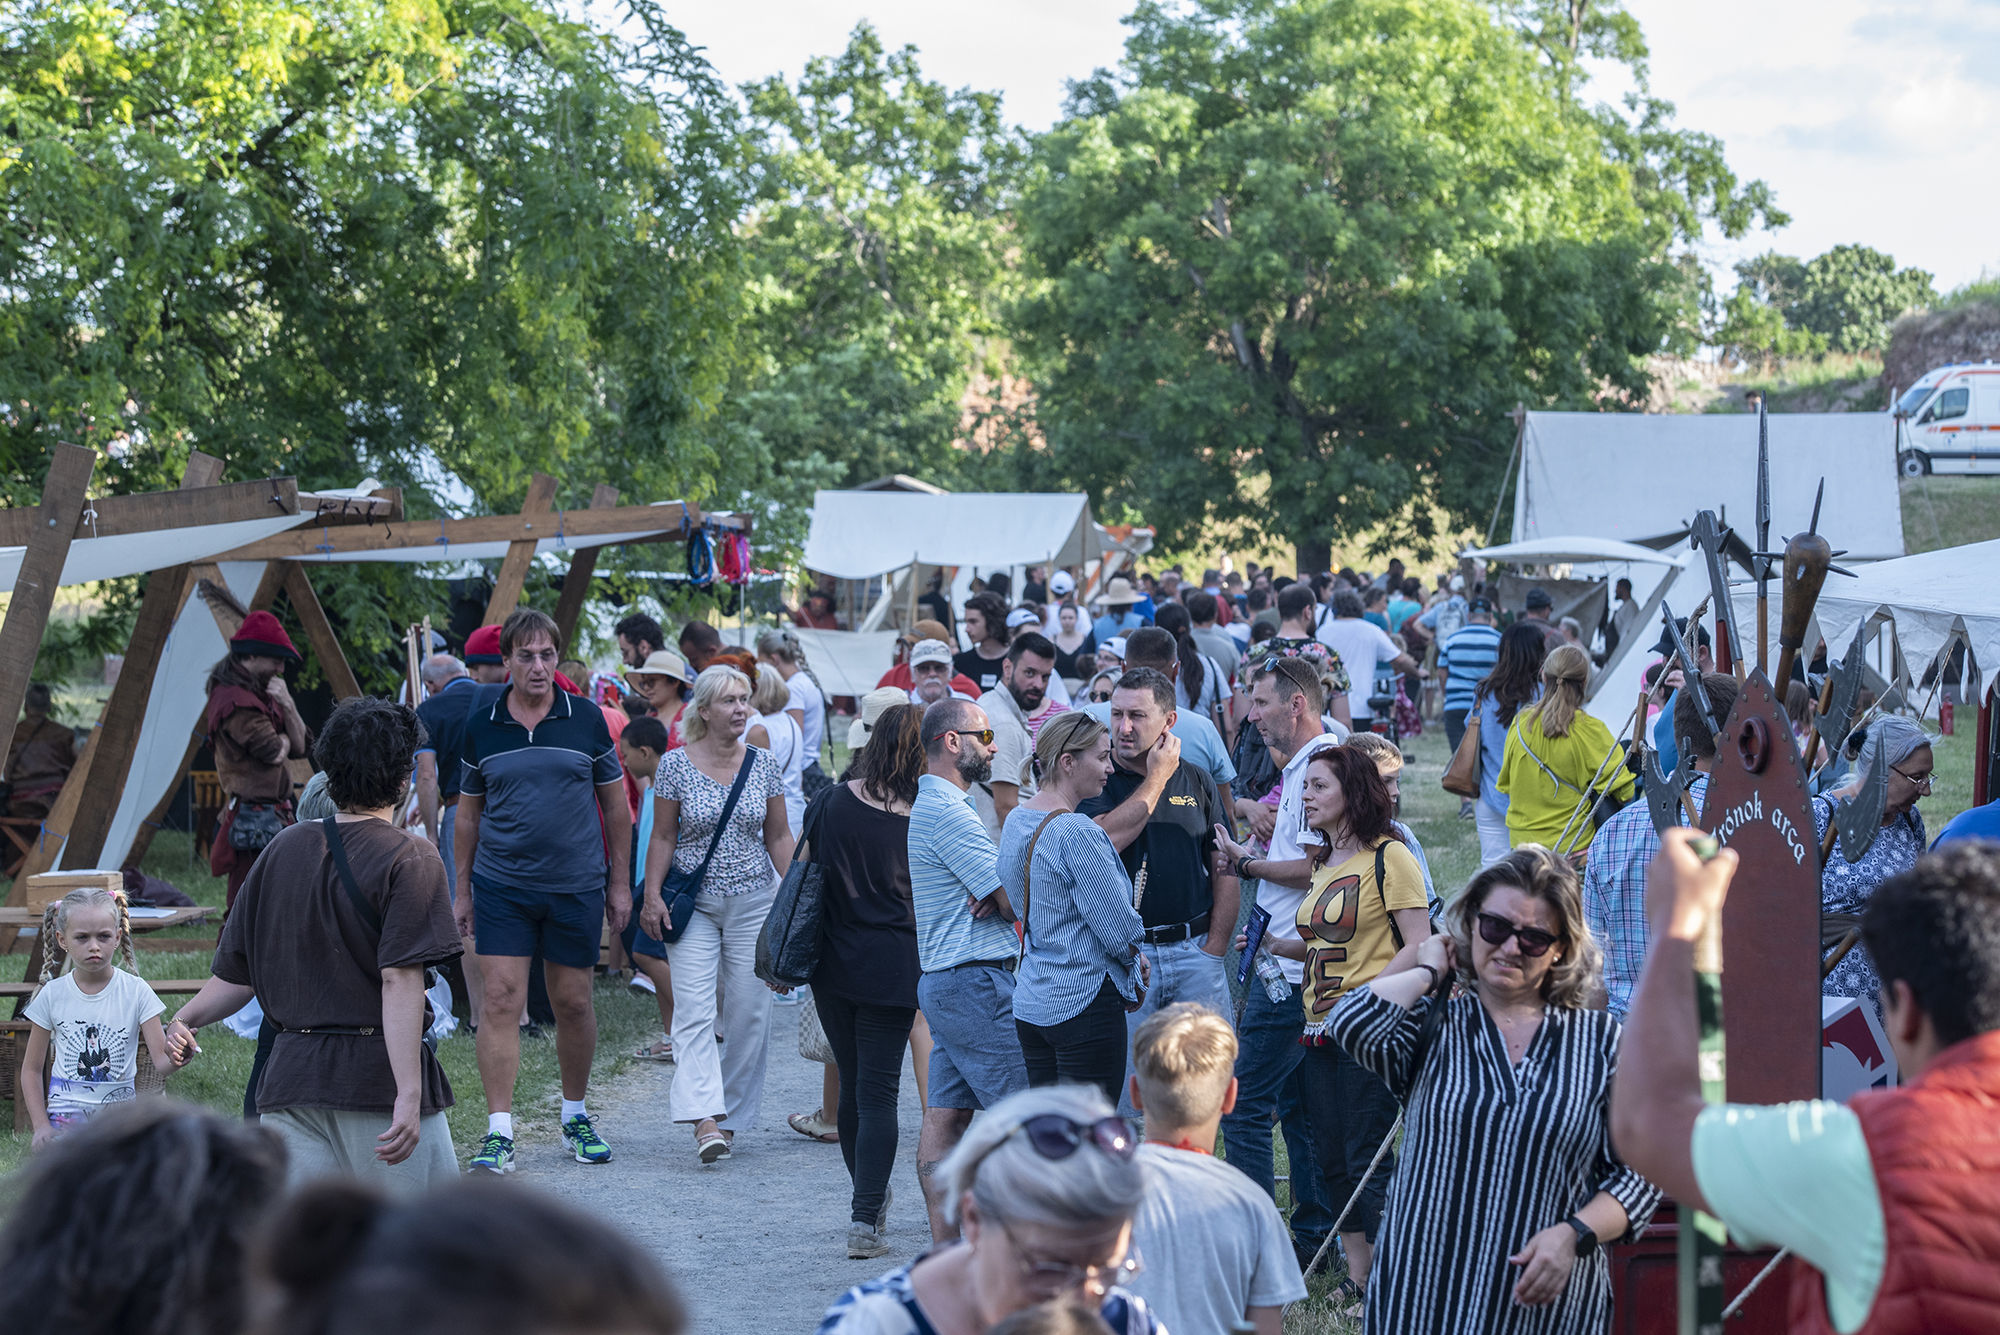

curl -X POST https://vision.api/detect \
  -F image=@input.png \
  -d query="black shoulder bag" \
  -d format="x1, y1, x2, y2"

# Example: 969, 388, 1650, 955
755, 784, 836, 989
658, 752, 756, 944
321, 816, 439, 1051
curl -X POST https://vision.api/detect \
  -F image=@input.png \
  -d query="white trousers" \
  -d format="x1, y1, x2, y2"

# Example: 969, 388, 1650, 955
666, 884, 776, 1128
1475, 798, 1513, 867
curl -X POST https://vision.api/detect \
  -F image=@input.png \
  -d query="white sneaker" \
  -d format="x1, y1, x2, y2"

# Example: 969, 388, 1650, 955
630, 972, 657, 995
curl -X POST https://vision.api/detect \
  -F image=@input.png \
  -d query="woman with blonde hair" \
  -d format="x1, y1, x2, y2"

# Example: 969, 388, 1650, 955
999, 713, 1147, 1106
1496, 644, 1633, 853
1328, 846, 1661, 1333
642, 664, 793, 1164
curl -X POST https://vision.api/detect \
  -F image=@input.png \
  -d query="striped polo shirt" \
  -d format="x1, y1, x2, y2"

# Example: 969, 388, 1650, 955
907, 773, 1016, 971
1439, 624, 1503, 714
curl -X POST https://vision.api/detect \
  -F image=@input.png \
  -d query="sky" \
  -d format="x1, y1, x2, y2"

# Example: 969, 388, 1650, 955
641, 0, 1999, 293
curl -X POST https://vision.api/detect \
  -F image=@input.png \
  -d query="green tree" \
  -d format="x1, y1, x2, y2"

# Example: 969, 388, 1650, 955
701, 23, 1024, 562
1793, 245, 1936, 353
1008, 0, 1690, 559
0, 0, 745, 678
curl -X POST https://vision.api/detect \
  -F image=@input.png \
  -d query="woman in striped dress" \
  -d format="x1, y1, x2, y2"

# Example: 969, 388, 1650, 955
1330, 846, 1661, 1333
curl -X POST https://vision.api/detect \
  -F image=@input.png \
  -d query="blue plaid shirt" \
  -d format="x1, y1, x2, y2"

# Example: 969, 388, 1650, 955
1585, 773, 1707, 1020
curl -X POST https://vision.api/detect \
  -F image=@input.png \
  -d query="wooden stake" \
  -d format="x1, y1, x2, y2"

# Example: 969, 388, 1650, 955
279, 563, 361, 700
483, 474, 558, 626
550, 484, 620, 653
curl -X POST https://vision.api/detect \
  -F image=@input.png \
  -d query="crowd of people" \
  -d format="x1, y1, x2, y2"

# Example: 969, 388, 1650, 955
8, 556, 2000, 1335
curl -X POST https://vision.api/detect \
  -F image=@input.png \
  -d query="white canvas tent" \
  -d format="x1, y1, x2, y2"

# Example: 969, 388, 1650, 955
1461, 536, 1696, 729
803, 491, 1099, 580
1513, 412, 1906, 562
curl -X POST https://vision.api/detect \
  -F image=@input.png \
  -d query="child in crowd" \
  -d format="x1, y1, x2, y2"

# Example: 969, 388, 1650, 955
20, 886, 175, 1147
619, 716, 676, 1062
987, 1304, 1115, 1335
1125, 1003, 1306, 1335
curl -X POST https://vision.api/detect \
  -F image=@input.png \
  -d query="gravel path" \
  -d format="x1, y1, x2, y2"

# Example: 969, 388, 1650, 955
514, 993, 929, 1334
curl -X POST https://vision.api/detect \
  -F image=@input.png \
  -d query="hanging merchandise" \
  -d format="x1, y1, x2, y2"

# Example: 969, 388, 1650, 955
685, 523, 716, 589
718, 529, 753, 586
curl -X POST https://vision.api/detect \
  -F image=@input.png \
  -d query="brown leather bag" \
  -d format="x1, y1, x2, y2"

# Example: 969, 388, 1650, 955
1441, 701, 1483, 798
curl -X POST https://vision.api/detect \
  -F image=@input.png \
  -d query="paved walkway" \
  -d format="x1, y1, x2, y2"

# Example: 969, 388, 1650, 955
514, 995, 929, 1334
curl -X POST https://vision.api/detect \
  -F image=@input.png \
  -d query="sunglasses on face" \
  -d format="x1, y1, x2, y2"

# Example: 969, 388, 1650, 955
1476, 912, 1562, 957
1089, 690, 1114, 702
945, 728, 996, 747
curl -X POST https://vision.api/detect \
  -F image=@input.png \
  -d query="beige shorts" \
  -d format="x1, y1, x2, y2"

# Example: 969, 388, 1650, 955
263, 1105, 458, 1194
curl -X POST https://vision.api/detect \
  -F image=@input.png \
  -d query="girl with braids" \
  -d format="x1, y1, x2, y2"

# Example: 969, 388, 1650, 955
21, 887, 175, 1147
758, 627, 834, 797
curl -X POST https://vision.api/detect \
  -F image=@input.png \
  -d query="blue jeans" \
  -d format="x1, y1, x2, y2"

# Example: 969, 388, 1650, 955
437, 803, 457, 902
1118, 936, 1233, 1118
1220, 975, 1334, 1245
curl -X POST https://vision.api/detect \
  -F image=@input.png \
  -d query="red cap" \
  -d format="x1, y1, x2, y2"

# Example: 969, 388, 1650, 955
230, 610, 301, 663
464, 624, 504, 664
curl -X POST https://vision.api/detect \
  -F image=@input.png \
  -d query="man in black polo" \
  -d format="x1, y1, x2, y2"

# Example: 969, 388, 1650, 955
454, 608, 631, 1175
1079, 665, 1238, 1118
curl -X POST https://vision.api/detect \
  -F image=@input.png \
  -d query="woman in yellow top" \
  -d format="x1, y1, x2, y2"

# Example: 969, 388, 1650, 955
1496, 645, 1635, 854
1235, 742, 1430, 1306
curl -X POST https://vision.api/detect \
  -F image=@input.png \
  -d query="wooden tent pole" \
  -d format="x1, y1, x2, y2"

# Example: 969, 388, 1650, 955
60, 453, 226, 871
482, 474, 558, 626
551, 484, 621, 653
280, 562, 361, 700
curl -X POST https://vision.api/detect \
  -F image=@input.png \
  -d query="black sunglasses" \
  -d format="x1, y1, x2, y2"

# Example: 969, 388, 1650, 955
1008, 1114, 1136, 1163
1476, 912, 1561, 957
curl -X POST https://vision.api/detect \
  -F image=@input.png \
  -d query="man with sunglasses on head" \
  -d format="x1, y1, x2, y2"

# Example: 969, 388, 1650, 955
908, 697, 1028, 1244
1615, 834, 2000, 1335
1212, 653, 1346, 1270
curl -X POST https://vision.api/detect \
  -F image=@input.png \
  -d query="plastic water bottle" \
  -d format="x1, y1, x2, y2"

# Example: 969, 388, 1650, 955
1253, 949, 1292, 1004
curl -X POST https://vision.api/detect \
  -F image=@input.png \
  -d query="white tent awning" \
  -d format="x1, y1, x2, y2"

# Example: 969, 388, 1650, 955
803, 492, 1096, 580
1463, 536, 1686, 567
1515, 411, 1905, 562
0, 514, 311, 593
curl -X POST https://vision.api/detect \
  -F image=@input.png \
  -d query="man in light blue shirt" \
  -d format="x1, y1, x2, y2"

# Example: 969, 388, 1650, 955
1092, 577, 1147, 644
907, 697, 1027, 1243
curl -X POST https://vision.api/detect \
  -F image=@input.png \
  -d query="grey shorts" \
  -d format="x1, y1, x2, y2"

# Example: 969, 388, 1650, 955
917, 963, 1030, 1111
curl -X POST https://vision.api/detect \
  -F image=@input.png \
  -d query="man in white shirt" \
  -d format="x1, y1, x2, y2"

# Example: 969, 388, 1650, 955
1314, 588, 1419, 724
1127, 1004, 1306, 1335
971, 633, 1056, 839
1214, 655, 1343, 1265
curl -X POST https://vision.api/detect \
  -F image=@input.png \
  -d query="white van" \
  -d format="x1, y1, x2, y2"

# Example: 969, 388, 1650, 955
1894, 362, 2000, 476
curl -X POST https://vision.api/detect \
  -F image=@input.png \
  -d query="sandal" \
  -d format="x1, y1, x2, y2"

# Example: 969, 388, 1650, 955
788, 1111, 840, 1143
696, 1129, 731, 1164
1332, 1277, 1365, 1321
632, 1037, 674, 1062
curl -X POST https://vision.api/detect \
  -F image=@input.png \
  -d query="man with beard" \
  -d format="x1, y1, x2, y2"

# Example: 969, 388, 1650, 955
1077, 666, 1237, 1117
971, 632, 1057, 841
205, 610, 310, 908
907, 697, 1025, 1242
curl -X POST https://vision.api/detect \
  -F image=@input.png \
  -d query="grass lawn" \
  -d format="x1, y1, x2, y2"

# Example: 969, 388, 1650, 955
0, 833, 666, 1177
1901, 475, 2000, 554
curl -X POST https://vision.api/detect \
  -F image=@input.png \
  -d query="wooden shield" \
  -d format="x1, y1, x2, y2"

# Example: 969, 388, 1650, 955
1697, 669, 1823, 1104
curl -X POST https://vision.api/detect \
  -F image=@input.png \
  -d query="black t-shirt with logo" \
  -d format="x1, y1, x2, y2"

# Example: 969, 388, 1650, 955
1078, 760, 1223, 929
954, 646, 1009, 696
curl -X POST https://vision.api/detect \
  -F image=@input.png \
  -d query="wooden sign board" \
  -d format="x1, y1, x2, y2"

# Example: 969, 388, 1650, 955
1698, 669, 1823, 1104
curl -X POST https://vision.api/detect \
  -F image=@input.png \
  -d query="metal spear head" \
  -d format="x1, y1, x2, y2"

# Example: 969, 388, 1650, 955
1814, 630, 1868, 759
1658, 600, 1723, 734
1689, 510, 1744, 669
1834, 755, 1891, 864
1642, 745, 1683, 837
1754, 402, 1773, 582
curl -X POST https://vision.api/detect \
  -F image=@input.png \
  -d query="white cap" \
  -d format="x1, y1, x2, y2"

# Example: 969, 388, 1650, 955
1102, 636, 1128, 661
1049, 570, 1076, 597
1005, 607, 1040, 629
909, 638, 954, 668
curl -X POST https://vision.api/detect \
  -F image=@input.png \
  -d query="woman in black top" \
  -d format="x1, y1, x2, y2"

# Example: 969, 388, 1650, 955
1050, 602, 1096, 686
812, 703, 925, 1261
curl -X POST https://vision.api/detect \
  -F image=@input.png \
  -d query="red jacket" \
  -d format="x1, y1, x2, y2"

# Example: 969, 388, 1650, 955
1790, 1029, 2000, 1334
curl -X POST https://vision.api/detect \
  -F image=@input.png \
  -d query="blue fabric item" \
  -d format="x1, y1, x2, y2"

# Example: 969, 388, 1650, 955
1077, 701, 1237, 788
438, 804, 456, 904
914, 964, 1030, 1110
620, 883, 667, 960
1437, 624, 1502, 714
1093, 609, 1146, 644
1002, 809, 1144, 1027
1116, 936, 1232, 1117
1932, 798, 2000, 849
1653, 689, 1680, 777
471, 878, 607, 968
1585, 774, 1709, 1020
1470, 689, 1534, 814
459, 686, 621, 895
907, 774, 1016, 971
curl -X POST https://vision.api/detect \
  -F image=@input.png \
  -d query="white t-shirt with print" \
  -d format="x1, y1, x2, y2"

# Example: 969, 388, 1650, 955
24, 969, 165, 1114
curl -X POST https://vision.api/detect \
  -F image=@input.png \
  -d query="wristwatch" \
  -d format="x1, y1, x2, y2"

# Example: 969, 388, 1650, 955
1564, 1215, 1598, 1257
1235, 853, 1257, 881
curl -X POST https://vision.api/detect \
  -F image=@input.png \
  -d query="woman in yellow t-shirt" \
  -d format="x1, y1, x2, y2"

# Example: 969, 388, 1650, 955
1497, 645, 1634, 855
1245, 742, 1431, 1304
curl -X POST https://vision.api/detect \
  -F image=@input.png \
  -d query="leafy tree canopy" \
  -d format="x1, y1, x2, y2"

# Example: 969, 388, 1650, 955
1008, 0, 1698, 557
1716, 244, 1936, 364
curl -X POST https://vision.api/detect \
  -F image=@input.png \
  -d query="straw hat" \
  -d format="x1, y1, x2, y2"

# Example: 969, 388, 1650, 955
625, 649, 695, 685
848, 686, 909, 749
1100, 576, 1139, 607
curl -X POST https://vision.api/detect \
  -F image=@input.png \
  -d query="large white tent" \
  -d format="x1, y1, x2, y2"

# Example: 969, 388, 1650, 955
803, 491, 1098, 580
1513, 411, 1906, 562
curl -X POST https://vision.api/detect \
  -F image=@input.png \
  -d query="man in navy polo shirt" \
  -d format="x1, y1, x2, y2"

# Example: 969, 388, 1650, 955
454, 608, 631, 1174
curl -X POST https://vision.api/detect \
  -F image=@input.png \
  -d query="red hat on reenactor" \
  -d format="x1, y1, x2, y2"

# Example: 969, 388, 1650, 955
464, 624, 504, 665
229, 610, 301, 663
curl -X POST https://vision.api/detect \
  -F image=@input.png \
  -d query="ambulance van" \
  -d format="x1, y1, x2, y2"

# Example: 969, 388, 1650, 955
1895, 362, 2000, 476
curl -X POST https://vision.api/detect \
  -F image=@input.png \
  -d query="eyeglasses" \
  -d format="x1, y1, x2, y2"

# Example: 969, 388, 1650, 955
1006, 1113, 1137, 1163
1476, 912, 1562, 957
1000, 1222, 1144, 1297
1890, 764, 1933, 793
928, 727, 995, 747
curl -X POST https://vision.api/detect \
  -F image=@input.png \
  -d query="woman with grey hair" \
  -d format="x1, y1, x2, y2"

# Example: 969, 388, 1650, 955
1814, 714, 1934, 1008
642, 664, 792, 1164
815, 1086, 1163, 1335
755, 627, 831, 796
1327, 845, 1660, 1331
